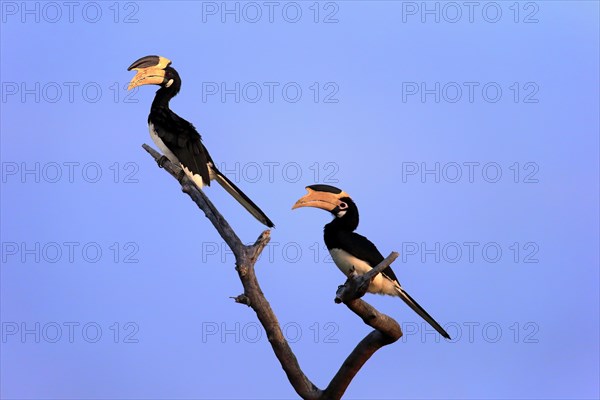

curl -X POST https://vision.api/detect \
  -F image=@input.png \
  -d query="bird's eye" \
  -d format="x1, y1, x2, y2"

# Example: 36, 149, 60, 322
339, 202, 348, 209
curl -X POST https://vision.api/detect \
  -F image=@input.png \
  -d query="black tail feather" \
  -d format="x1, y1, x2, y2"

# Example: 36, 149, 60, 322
212, 168, 274, 228
396, 287, 451, 339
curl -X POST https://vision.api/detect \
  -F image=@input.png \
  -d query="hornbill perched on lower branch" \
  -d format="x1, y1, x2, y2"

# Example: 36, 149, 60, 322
293, 184, 451, 339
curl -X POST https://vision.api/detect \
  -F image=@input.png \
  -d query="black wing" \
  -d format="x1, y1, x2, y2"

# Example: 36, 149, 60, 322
335, 231, 399, 283
149, 108, 211, 185
335, 231, 450, 339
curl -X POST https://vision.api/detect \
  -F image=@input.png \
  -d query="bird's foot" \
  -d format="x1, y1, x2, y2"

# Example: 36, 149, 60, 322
356, 277, 371, 298
157, 155, 169, 168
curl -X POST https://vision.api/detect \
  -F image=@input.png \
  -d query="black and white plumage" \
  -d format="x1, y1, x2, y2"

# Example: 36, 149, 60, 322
128, 55, 274, 228
293, 184, 450, 339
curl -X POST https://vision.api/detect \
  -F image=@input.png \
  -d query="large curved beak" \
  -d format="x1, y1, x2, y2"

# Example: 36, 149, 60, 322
127, 68, 166, 90
292, 187, 345, 212
127, 55, 172, 90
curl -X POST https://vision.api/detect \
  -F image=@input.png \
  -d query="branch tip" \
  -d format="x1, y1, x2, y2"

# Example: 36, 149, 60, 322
230, 294, 251, 307
248, 229, 271, 262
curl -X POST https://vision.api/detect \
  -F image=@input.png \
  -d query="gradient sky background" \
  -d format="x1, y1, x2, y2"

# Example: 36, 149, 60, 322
1, 1, 599, 399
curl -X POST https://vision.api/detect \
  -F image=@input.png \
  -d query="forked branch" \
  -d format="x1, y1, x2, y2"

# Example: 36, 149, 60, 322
143, 144, 403, 400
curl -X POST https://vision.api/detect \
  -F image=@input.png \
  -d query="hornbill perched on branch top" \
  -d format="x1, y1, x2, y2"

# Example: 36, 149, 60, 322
293, 184, 451, 339
127, 55, 274, 228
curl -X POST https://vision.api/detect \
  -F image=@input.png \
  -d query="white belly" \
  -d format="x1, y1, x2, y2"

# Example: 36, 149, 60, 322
149, 123, 178, 163
329, 248, 400, 296
148, 122, 213, 188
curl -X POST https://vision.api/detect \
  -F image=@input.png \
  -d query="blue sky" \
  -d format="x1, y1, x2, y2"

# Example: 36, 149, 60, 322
1, 1, 599, 399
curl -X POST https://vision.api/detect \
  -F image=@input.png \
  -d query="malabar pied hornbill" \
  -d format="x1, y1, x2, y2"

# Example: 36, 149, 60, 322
127, 55, 274, 228
293, 184, 450, 339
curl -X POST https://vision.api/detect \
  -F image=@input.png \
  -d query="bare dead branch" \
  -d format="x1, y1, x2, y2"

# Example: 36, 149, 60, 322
143, 144, 403, 400
142, 144, 244, 256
